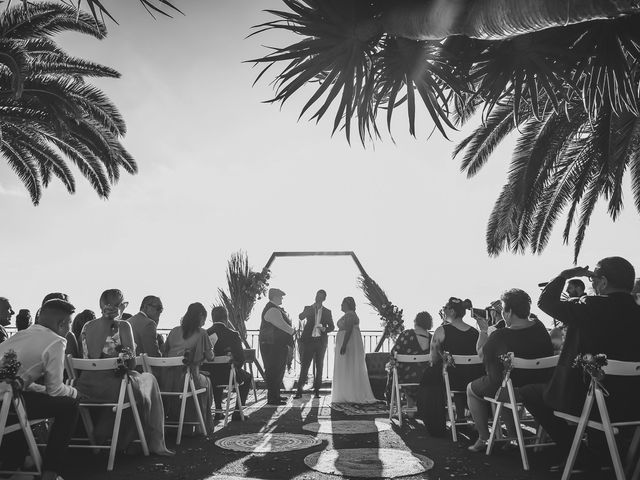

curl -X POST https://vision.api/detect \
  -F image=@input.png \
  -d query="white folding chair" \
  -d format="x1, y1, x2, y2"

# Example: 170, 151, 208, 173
65, 355, 149, 471
485, 353, 559, 470
141, 354, 207, 444
0, 382, 46, 477
243, 349, 259, 403
204, 356, 244, 426
443, 354, 483, 441
388, 352, 430, 427
554, 359, 640, 480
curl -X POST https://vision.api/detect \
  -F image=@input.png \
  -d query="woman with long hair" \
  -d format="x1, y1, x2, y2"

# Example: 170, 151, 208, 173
76, 289, 173, 456
331, 297, 377, 404
161, 303, 215, 431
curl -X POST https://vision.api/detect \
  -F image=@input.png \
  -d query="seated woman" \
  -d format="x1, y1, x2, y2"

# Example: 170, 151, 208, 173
71, 309, 96, 358
466, 288, 553, 452
160, 303, 214, 432
76, 289, 173, 456
417, 297, 482, 435
385, 311, 432, 410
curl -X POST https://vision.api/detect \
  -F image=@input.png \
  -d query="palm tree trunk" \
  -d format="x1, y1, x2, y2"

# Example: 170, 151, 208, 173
382, 0, 640, 40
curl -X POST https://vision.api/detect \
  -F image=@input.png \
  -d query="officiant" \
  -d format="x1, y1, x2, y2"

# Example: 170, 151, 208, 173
294, 289, 334, 399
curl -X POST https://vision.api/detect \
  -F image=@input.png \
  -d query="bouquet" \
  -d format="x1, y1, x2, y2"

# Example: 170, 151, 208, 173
573, 353, 608, 395
442, 351, 456, 370
114, 346, 135, 377
0, 350, 24, 395
499, 352, 514, 374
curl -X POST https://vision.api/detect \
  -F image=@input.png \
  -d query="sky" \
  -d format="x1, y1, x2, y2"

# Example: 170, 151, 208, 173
0, 1, 639, 333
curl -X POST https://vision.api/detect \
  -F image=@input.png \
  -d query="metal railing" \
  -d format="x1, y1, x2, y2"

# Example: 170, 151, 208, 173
158, 328, 391, 381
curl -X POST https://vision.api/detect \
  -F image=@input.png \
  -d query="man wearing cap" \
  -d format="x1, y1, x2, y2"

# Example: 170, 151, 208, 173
259, 288, 294, 405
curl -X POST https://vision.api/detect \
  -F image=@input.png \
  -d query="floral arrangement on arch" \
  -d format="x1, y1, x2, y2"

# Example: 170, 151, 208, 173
217, 251, 270, 340
358, 275, 404, 341
0, 350, 24, 395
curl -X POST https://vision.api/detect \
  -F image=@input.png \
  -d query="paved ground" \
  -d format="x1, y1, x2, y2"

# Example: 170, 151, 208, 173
61, 389, 613, 480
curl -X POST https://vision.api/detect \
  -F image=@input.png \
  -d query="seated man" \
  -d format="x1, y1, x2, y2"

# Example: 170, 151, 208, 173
521, 257, 640, 469
0, 297, 14, 343
0, 299, 80, 480
203, 306, 250, 421
126, 295, 163, 357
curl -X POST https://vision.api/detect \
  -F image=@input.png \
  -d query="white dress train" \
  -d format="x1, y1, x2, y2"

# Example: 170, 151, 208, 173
331, 312, 378, 404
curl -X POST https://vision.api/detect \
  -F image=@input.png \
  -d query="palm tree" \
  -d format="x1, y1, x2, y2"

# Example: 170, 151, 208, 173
0, 2, 136, 204
250, 0, 640, 260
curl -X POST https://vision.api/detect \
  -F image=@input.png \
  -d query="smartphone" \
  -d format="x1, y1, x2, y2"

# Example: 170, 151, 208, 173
472, 307, 488, 319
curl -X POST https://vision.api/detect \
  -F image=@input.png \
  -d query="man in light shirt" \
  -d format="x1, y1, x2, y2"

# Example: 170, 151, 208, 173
258, 288, 294, 405
0, 298, 80, 480
294, 290, 334, 399
0, 297, 14, 343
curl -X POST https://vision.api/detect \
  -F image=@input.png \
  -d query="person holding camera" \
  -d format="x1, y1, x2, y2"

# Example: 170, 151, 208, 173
466, 289, 553, 452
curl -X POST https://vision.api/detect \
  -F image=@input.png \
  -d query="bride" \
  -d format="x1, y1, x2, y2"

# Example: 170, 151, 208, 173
331, 297, 377, 404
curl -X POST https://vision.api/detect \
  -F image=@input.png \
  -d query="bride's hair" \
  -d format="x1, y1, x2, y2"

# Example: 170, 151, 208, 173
342, 297, 356, 311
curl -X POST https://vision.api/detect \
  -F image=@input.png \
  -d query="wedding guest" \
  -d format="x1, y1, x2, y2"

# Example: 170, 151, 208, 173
71, 309, 96, 358
204, 306, 251, 421
565, 278, 586, 300
121, 313, 133, 320
466, 289, 553, 452
76, 289, 173, 456
37, 294, 79, 358
417, 298, 482, 435
0, 297, 14, 343
15, 309, 32, 331
385, 311, 432, 409
549, 327, 565, 355
126, 296, 163, 357
430, 298, 482, 413
259, 288, 294, 405
35, 292, 69, 324
0, 299, 80, 480
295, 290, 334, 399
521, 257, 640, 469
161, 303, 214, 431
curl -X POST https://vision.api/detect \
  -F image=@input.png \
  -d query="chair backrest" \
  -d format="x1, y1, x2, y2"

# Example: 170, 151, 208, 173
603, 360, 640, 376
511, 354, 559, 370
141, 355, 185, 369
395, 353, 430, 363
68, 355, 120, 371
207, 355, 232, 365
450, 354, 482, 365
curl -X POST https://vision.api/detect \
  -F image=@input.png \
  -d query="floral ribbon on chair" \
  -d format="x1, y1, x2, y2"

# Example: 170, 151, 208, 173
442, 351, 456, 371
114, 346, 135, 377
573, 353, 609, 396
0, 350, 25, 397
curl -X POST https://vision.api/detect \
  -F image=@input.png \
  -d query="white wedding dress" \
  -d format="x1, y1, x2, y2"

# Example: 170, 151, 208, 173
331, 312, 377, 404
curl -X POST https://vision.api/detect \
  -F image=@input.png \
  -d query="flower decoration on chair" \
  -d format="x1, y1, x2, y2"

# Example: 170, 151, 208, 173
358, 275, 404, 341
442, 351, 456, 370
0, 350, 24, 396
573, 353, 609, 395
499, 353, 514, 374
114, 346, 135, 377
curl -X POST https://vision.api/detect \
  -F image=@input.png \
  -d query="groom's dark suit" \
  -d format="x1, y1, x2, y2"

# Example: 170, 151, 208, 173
296, 305, 334, 395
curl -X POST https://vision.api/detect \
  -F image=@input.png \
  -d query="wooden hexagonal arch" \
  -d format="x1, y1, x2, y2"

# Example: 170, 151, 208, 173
263, 251, 370, 278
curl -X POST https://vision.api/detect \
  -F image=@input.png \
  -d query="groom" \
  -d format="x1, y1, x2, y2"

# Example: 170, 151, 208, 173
259, 288, 294, 405
294, 289, 334, 399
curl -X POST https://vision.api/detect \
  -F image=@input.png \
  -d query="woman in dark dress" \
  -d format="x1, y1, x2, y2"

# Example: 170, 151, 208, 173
385, 311, 432, 408
466, 289, 554, 452
417, 297, 481, 435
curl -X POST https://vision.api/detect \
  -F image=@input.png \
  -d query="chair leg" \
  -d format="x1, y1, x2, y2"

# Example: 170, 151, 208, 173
561, 388, 595, 480
107, 381, 128, 471
189, 376, 207, 435
388, 378, 395, 422
633, 453, 640, 480
224, 371, 233, 427
176, 374, 190, 445
233, 370, 245, 421
13, 397, 42, 474
595, 388, 625, 480
248, 363, 258, 403
0, 392, 12, 448
394, 370, 403, 427
127, 383, 149, 456
626, 426, 640, 477
443, 373, 457, 442
487, 402, 503, 455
